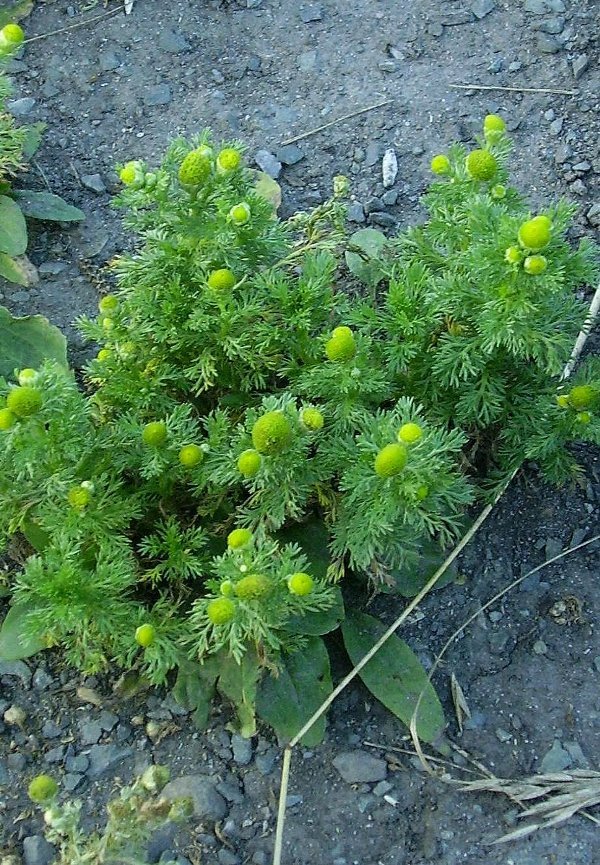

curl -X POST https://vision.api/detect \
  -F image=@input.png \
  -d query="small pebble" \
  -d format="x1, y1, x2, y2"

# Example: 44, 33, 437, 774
533, 639, 547, 654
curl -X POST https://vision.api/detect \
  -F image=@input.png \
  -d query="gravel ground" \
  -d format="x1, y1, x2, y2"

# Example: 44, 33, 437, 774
1, 1, 599, 864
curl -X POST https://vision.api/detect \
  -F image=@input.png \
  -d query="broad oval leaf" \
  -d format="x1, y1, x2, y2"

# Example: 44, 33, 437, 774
345, 227, 387, 288
283, 586, 344, 635
341, 611, 445, 745
277, 516, 330, 580
217, 649, 261, 738
172, 657, 219, 729
0, 195, 27, 256
256, 636, 332, 745
0, 602, 47, 661
14, 191, 85, 222
0, 305, 68, 379
390, 538, 457, 598
252, 170, 281, 213
0, 252, 31, 286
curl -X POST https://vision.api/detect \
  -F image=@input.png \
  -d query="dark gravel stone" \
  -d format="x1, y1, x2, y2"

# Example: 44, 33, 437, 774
162, 775, 227, 821
7, 753, 27, 771
41, 720, 62, 739
471, 0, 495, 19
86, 744, 134, 778
253, 150, 282, 179
347, 201, 366, 223
43, 746, 66, 764
32, 668, 54, 690
158, 30, 191, 54
98, 710, 119, 731
65, 753, 89, 774
231, 734, 253, 766
254, 748, 277, 776
333, 751, 388, 784
276, 144, 305, 166
63, 773, 84, 792
79, 721, 103, 745
23, 836, 56, 865
300, 4, 323, 23
0, 661, 32, 688
144, 84, 172, 107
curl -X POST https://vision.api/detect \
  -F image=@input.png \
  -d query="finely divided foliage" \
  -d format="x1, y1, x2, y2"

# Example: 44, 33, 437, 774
0, 113, 599, 740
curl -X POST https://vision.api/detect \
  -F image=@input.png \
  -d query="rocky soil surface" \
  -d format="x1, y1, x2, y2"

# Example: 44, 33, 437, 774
1, 1, 599, 864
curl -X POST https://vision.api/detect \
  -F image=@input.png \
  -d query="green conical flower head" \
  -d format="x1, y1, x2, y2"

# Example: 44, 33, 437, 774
18, 368, 38, 386
178, 149, 211, 186
28, 775, 58, 804
484, 114, 506, 134
397, 422, 423, 444
569, 385, 597, 411
216, 147, 242, 173
325, 326, 356, 362
207, 597, 236, 624
99, 295, 119, 315
227, 528, 253, 549
142, 421, 167, 447
135, 624, 156, 648
518, 217, 552, 251
0, 408, 16, 430
0, 23, 25, 49
374, 442, 408, 478
491, 184, 506, 199
238, 449, 262, 477
6, 387, 42, 417
251, 411, 293, 455
179, 444, 204, 467
207, 268, 236, 292
416, 484, 429, 500
577, 411, 592, 424
465, 149, 497, 181
523, 255, 547, 275
504, 246, 522, 265
234, 574, 271, 600
229, 202, 251, 226
119, 161, 145, 188
68, 486, 92, 510
431, 155, 451, 175
556, 394, 570, 408
301, 407, 324, 430
287, 572, 314, 596
97, 349, 112, 362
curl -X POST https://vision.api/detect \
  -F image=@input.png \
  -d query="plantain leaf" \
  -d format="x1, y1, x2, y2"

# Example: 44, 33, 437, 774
0, 305, 67, 379
217, 649, 261, 738
0, 0, 34, 27
172, 657, 219, 728
252, 170, 281, 213
277, 516, 330, 580
0, 252, 29, 286
389, 539, 457, 598
0, 602, 47, 661
0, 195, 27, 256
14, 190, 85, 222
341, 612, 446, 745
256, 636, 332, 745
21, 122, 46, 159
283, 586, 344, 635
345, 228, 387, 288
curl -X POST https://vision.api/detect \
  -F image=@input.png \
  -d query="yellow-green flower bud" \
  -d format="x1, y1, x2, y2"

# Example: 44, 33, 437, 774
238, 449, 262, 477
0, 408, 16, 430
576, 411, 592, 424
179, 444, 204, 467
416, 484, 429, 500
142, 421, 167, 447
251, 411, 293, 455
102, 317, 114, 330
216, 147, 242, 173
67, 485, 92, 510
569, 384, 597, 411
490, 183, 506, 199
28, 775, 58, 804
98, 295, 119, 315
287, 572, 314, 596
504, 246, 522, 265
178, 150, 211, 186
518, 217, 552, 251
484, 114, 506, 134
229, 202, 251, 226
6, 387, 42, 417
119, 161, 145, 188
325, 326, 356, 362
556, 394, 570, 408
397, 422, 423, 444
207, 268, 236, 292
523, 255, 547, 275
207, 597, 236, 624
431, 155, 451, 175
0, 23, 25, 50
465, 149, 497, 181
97, 348, 112, 362
374, 442, 408, 478
220, 580, 234, 596
301, 407, 324, 430
17, 368, 38, 387
227, 528, 253, 549
135, 624, 156, 648
234, 574, 270, 600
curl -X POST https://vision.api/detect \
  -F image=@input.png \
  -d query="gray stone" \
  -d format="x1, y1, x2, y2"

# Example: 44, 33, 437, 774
41, 82, 60, 98
298, 50, 317, 71
41, 720, 62, 739
215, 779, 245, 803
495, 728, 512, 743
372, 780, 393, 796
162, 775, 227, 821
534, 16, 564, 34
211, 69, 225, 84
0, 758, 8, 785
540, 740, 572, 772
524, 0, 550, 11
332, 750, 387, 784
79, 721, 103, 745
253, 150, 282, 179
158, 30, 191, 54
8, 290, 32, 303
7, 97, 36, 116
369, 212, 397, 228
217, 851, 240, 865
563, 740, 589, 768
252, 854, 268, 865
382, 190, 398, 206
533, 639, 547, 654
554, 144, 572, 165
44, 746, 65, 764
98, 710, 119, 731
65, 753, 89, 774
572, 54, 589, 80
428, 21, 444, 38
276, 144, 305, 166
23, 836, 56, 865
63, 773, 84, 792
286, 794, 303, 807
144, 84, 172, 107
549, 117, 563, 135
231, 734, 253, 765
464, 711, 487, 730
300, 4, 323, 23
471, 0, 495, 19
365, 141, 381, 167
572, 161, 591, 173
86, 744, 133, 778
569, 179, 586, 195
586, 203, 600, 227
81, 174, 106, 194
147, 822, 177, 862
7, 753, 26, 771
347, 201, 366, 223
99, 51, 121, 72
0, 660, 32, 688
254, 748, 277, 775
32, 667, 54, 689
537, 35, 561, 53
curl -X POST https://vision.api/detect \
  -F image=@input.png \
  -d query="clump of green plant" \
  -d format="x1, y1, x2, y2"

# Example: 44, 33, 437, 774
0, 22, 84, 286
24, 766, 192, 865
0, 116, 598, 744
